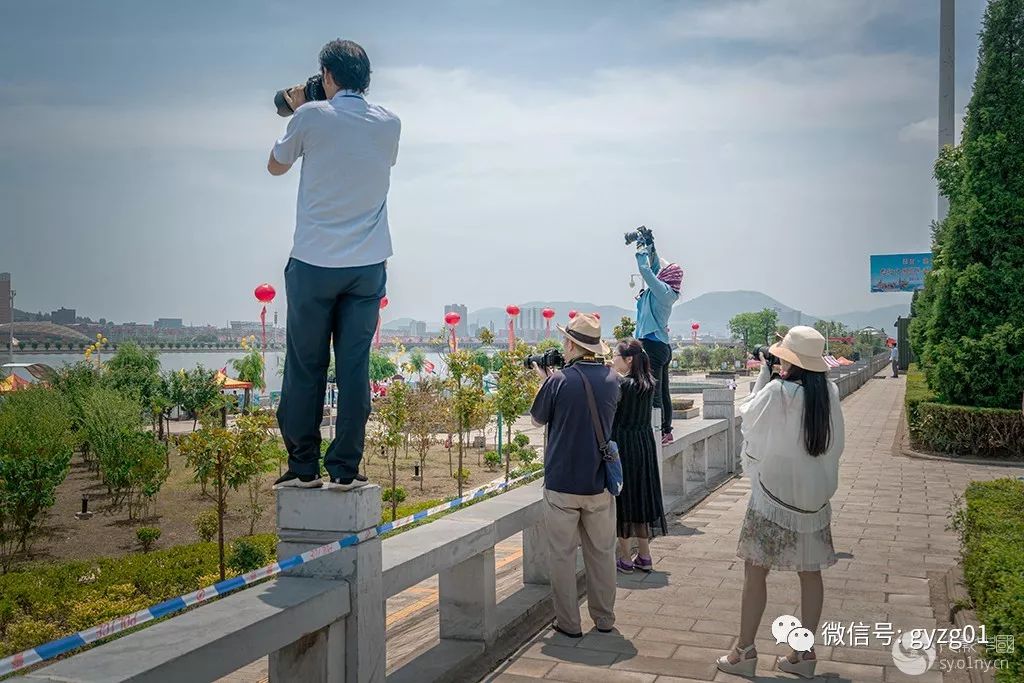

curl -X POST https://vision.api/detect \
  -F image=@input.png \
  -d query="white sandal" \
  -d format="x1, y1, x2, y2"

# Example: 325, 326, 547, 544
777, 648, 817, 678
716, 643, 757, 677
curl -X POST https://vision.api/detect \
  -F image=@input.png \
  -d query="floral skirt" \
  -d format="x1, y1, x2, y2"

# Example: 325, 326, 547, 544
736, 506, 837, 572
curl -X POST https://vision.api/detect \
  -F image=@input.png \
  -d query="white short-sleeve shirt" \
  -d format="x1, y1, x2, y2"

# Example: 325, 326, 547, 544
273, 91, 401, 269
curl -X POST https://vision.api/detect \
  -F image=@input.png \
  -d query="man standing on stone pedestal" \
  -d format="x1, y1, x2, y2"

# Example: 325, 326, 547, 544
268, 39, 401, 491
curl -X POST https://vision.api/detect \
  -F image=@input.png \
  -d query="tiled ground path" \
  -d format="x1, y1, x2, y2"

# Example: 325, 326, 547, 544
485, 373, 1024, 683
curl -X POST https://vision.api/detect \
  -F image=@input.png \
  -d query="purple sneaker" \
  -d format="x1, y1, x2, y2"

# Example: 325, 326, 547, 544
633, 554, 653, 572
616, 558, 634, 574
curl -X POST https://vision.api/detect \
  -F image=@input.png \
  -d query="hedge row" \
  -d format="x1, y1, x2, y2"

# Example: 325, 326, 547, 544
0, 535, 275, 659
953, 479, 1024, 681
905, 365, 1023, 458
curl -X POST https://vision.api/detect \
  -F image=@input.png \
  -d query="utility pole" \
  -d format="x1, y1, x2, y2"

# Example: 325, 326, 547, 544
938, 0, 955, 221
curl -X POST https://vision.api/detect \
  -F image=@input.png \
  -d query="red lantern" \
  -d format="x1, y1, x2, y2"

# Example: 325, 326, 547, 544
444, 312, 461, 352
691, 322, 700, 330
380, 296, 389, 310
568, 310, 578, 320
506, 304, 520, 317
542, 308, 555, 338
506, 305, 520, 350
254, 283, 276, 303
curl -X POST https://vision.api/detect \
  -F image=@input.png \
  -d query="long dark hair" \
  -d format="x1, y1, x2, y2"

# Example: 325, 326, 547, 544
782, 365, 832, 456
616, 339, 655, 393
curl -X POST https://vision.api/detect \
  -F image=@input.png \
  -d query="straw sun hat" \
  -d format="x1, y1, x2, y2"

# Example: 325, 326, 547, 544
769, 325, 829, 373
556, 313, 612, 357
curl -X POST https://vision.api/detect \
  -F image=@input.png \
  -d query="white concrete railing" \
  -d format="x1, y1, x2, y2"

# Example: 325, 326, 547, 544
28, 356, 889, 682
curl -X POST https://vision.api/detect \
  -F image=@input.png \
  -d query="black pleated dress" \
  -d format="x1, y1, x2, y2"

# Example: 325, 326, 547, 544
612, 377, 667, 539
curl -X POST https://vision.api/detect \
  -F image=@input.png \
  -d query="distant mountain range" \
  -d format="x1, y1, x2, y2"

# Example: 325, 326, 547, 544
382, 291, 910, 338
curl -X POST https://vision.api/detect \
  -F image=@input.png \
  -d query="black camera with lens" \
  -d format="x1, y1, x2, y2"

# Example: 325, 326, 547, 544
523, 349, 565, 371
274, 74, 327, 117
624, 225, 655, 250
751, 345, 780, 368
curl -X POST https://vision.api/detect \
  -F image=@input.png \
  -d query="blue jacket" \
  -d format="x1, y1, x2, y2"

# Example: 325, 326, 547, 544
634, 249, 678, 344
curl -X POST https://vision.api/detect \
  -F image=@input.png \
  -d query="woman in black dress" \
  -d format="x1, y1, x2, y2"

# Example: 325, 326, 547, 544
611, 339, 667, 573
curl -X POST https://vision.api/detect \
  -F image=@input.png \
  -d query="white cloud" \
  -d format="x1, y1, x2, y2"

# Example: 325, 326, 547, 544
898, 116, 937, 143
666, 0, 898, 47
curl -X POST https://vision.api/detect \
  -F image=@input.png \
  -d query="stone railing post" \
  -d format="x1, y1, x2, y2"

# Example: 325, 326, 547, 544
274, 486, 384, 683
703, 388, 736, 472
439, 548, 497, 644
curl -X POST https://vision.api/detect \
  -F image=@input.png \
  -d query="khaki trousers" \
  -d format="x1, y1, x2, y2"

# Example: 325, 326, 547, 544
543, 488, 617, 633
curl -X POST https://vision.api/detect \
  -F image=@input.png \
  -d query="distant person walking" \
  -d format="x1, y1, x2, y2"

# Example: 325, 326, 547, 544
890, 343, 899, 378
634, 243, 682, 445
610, 339, 666, 574
530, 314, 621, 637
717, 327, 845, 679
268, 39, 401, 491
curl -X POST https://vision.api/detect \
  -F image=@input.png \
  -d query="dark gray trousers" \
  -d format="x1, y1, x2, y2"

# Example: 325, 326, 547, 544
641, 338, 673, 435
277, 258, 386, 480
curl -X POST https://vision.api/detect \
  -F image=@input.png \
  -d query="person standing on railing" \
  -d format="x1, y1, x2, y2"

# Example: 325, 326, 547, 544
634, 242, 682, 446
530, 314, 621, 638
609, 339, 666, 574
716, 326, 845, 679
268, 40, 401, 492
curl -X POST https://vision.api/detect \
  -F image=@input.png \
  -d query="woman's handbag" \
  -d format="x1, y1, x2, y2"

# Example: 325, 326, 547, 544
572, 367, 624, 496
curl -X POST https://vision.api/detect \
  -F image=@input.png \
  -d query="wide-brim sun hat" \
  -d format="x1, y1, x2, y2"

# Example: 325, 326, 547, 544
556, 313, 611, 357
769, 325, 829, 372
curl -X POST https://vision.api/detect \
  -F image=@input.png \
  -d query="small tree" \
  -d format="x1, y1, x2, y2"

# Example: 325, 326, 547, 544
230, 338, 266, 399
493, 343, 538, 480
408, 378, 442, 490
0, 389, 74, 571
478, 328, 495, 346
612, 316, 636, 340
377, 380, 410, 521
103, 342, 162, 409
179, 415, 247, 580
178, 366, 222, 431
369, 350, 397, 383
80, 386, 145, 493
444, 351, 485, 497
405, 349, 427, 380
232, 412, 281, 534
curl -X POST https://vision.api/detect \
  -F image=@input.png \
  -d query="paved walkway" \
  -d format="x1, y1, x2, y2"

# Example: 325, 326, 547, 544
485, 373, 1024, 682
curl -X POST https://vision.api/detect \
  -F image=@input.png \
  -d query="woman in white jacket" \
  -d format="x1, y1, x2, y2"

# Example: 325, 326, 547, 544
716, 326, 845, 679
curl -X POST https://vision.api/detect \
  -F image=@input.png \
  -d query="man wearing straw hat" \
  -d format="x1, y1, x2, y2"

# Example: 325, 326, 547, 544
530, 313, 621, 638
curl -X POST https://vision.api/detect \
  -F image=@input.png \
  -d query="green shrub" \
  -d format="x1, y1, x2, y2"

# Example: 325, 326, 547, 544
905, 364, 937, 447
135, 527, 161, 552
952, 479, 1024, 680
483, 451, 501, 471
227, 539, 270, 574
0, 534, 276, 657
194, 510, 218, 542
381, 486, 407, 505
453, 467, 471, 484
915, 403, 1023, 459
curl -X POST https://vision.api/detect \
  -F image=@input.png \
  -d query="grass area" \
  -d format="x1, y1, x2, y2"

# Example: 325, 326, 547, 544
950, 478, 1024, 681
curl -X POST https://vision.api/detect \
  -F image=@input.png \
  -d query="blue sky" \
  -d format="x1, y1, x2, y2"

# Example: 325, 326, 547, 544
0, 0, 986, 325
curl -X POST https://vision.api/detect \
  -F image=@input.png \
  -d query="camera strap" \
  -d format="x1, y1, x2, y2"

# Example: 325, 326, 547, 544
572, 366, 611, 457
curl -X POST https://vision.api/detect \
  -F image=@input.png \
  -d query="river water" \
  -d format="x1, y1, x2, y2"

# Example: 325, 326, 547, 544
14, 350, 450, 395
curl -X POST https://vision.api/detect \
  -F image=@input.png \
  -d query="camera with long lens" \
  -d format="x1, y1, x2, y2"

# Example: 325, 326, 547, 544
274, 74, 327, 117
751, 345, 780, 368
523, 349, 565, 371
624, 225, 655, 250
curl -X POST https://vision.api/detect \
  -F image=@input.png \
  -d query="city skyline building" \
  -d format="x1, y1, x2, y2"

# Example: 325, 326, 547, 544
0, 273, 11, 325
444, 303, 469, 339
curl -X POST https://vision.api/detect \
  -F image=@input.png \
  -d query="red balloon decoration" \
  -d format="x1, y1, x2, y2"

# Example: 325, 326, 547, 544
254, 283, 276, 303
506, 304, 521, 317
568, 310, 578, 320
542, 308, 555, 320
380, 296, 389, 310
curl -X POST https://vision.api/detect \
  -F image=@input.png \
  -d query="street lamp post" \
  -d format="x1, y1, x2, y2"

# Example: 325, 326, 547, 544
938, 0, 955, 222
8, 287, 14, 365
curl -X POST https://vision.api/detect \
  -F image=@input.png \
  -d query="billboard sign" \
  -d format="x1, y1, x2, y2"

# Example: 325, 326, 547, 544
870, 253, 933, 292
